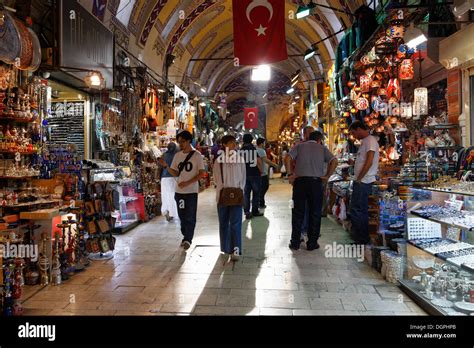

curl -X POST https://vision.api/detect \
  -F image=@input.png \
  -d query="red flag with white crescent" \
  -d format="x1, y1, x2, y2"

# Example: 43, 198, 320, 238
244, 107, 259, 129
233, 0, 288, 65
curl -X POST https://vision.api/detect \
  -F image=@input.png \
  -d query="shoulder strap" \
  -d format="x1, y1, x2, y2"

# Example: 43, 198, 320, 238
220, 162, 224, 185
178, 151, 196, 175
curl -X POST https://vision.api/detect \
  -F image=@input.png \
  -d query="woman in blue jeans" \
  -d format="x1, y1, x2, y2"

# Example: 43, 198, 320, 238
213, 135, 246, 261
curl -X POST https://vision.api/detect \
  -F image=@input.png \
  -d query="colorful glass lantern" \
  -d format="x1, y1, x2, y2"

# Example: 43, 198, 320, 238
356, 97, 369, 111
399, 59, 414, 80
413, 87, 428, 116
360, 75, 371, 93
386, 24, 405, 39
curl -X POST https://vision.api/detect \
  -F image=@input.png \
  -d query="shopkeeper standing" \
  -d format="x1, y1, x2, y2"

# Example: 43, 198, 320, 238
159, 131, 206, 250
348, 121, 380, 245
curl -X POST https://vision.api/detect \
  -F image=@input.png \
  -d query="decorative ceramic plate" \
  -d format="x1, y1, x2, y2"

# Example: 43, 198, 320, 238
454, 302, 474, 312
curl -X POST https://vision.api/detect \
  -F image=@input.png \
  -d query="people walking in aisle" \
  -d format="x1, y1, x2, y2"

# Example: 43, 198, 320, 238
348, 121, 379, 245
242, 134, 263, 219
159, 142, 179, 222
256, 138, 278, 209
159, 131, 206, 250
280, 145, 289, 178
286, 131, 338, 251
214, 135, 246, 261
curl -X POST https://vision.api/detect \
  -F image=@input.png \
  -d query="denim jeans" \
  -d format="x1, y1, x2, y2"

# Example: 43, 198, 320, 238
260, 175, 269, 207
217, 205, 243, 254
244, 176, 261, 214
291, 177, 323, 248
350, 182, 372, 244
175, 193, 198, 243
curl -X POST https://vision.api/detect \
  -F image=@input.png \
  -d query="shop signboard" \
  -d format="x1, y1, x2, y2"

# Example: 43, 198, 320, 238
59, 0, 114, 88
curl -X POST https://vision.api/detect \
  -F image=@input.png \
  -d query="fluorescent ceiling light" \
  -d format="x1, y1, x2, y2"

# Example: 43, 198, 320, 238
304, 48, 316, 60
291, 79, 299, 88
262, 93, 267, 99
251, 65, 271, 81
157, 89, 165, 93
406, 34, 427, 49
286, 87, 295, 94
295, 95, 300, 100
405, 24, 427, 49
296, 1, 315, 19
200, 87, 207, 93
291, 70, 301, 82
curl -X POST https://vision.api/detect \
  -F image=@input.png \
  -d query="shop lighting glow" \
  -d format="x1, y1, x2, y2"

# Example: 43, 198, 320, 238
296, 1, 316, 19
286, 87, 295, 94
404, 23, 427, 49
304, 48, 316, 60
251, 65, 271, 81
90, 74, 101, 86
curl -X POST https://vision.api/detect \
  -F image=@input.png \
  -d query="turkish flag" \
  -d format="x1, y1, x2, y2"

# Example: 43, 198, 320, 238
244, 107, 259, 129
233, 0, 288, 65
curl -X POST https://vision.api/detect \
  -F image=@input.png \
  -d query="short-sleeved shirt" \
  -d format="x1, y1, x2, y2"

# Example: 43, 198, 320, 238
354, 135, 379, 184
170, 150, 205, 194
256, 148, 268, 177
289, 141, 335, 177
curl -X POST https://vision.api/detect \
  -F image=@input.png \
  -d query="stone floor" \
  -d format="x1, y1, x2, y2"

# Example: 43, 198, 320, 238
22, 179, 426, 316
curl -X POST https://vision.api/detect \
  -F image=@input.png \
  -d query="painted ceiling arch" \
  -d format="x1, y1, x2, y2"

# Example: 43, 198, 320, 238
89, 0, 370, 92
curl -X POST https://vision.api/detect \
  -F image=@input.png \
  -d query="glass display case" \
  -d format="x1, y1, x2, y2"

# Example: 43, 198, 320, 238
111, 179, 142, 234
400, 187, 474, 316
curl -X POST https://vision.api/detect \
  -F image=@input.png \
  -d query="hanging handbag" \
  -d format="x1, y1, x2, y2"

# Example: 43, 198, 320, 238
218, 163, 243, 207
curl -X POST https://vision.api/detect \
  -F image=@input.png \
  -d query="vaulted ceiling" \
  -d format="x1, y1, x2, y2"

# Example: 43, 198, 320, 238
84, 0, 369, 99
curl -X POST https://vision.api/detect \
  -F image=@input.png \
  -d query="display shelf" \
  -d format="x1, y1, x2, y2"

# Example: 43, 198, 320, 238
399, 279, 446, 316
427, 146, 462, 150
407, 240, 474, 269
0, 175, 39, 180
0, 116, 35, 123
409, 211, 474, 231
113, 220, 141, 235
2, 199, 63, 208
427, 124, 460, 130
425, 187, 474, 197
0, 150, 35, 155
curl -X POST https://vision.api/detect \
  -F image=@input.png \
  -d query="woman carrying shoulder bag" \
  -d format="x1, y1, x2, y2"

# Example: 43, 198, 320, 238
213, 135, 246, 262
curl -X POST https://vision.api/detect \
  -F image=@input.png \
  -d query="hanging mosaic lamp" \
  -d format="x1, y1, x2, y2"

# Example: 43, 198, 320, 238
399, 59, 414, 80
360, 75, 371, 93
413, 87, 428, 116
356, 97, 369, 111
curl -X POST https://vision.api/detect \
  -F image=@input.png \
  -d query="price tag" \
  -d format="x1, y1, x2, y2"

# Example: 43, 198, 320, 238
444, 199, 463, 211
15, 152, 21, 162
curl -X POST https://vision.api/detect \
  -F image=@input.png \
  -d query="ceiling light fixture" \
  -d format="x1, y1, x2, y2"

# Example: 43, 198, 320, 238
304, 48, 317, 60
286, 87, 295, 94
404, 23, 427, 49
296, 1, 316, 19
251, 65, 271, 81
